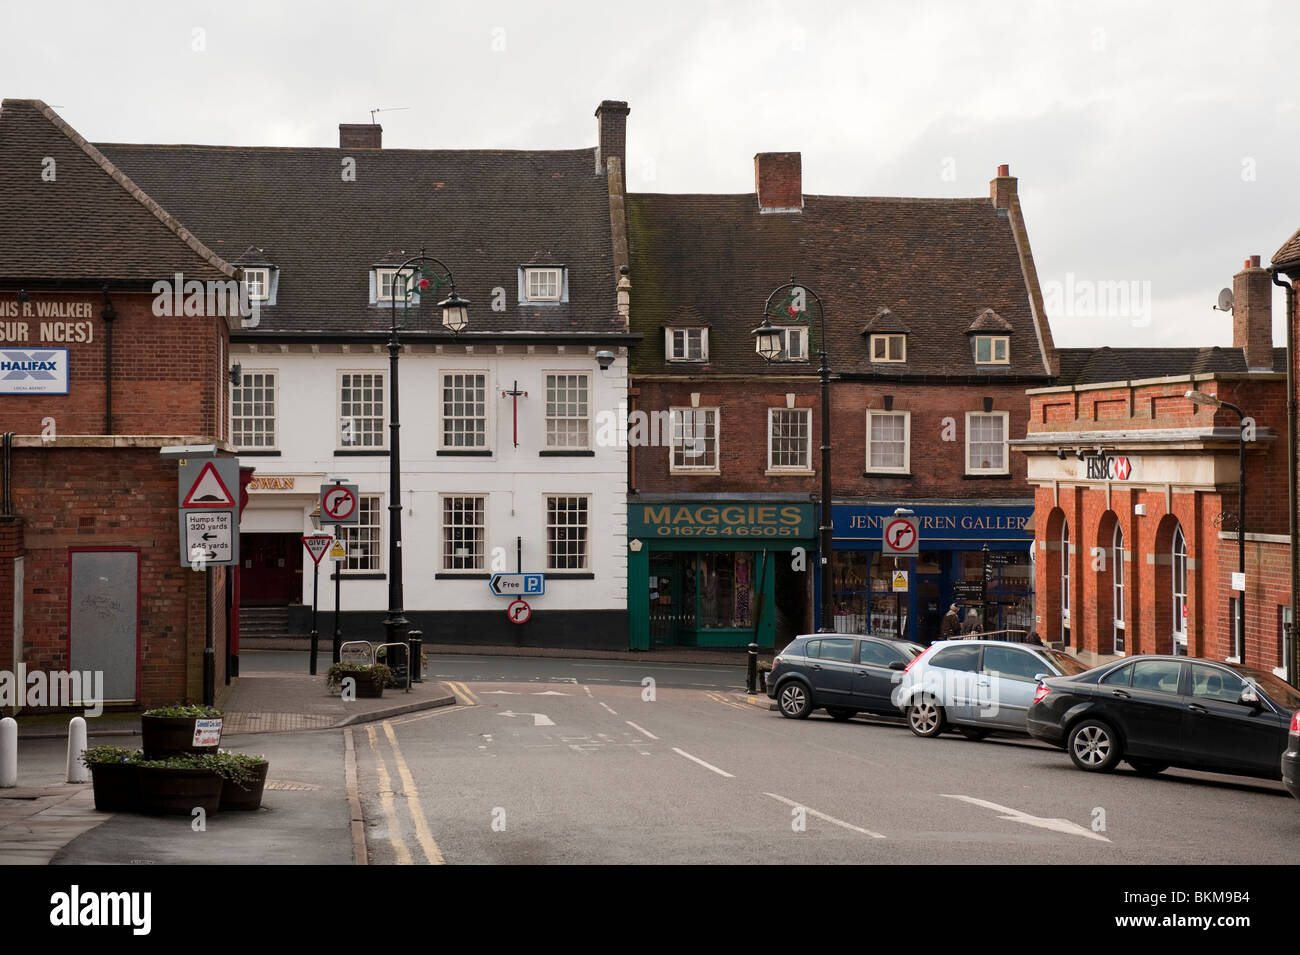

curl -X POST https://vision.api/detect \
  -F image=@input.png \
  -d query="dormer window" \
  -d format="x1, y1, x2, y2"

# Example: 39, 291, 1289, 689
525, 267, 562, 302
666, 327, 708, 362
243, 268, 270, 302
374, 268, 409, 303
770, 326, 808, 361
974, 335, 1009, 364
870, 334, 906, 363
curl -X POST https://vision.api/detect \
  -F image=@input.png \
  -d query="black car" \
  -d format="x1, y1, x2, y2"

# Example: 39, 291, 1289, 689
1283, 712, 1300, 801
767, 633, 925, 720
1027, 655, 1300, 778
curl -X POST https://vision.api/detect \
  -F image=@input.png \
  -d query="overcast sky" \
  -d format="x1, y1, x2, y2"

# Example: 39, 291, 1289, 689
5, 0, 1298, 348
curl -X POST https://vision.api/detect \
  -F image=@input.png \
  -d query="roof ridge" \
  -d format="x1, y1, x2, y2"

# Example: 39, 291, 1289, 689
96, 141, 598, 158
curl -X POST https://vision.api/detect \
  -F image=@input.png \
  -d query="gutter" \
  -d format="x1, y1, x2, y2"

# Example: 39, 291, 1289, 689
1272, 265, 1298, 684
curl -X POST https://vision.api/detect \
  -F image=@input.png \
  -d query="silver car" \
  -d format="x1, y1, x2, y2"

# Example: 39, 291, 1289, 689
891, 639, 1090, 740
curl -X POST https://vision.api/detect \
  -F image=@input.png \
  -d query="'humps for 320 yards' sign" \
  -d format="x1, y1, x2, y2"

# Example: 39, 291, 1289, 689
0, 348, 69, 394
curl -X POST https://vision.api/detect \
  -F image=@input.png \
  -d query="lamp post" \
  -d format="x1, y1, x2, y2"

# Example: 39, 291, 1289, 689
385, 250, 469, 652
754, 276, 833, 633
1186, 390, 1247, 663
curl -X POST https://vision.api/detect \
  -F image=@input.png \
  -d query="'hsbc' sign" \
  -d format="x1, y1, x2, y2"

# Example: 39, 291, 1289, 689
1081, 454, 1139, 481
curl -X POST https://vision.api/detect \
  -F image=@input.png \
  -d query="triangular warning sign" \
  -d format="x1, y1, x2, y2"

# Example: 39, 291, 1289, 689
182, 462, 236, 508
302, 535, 333, 564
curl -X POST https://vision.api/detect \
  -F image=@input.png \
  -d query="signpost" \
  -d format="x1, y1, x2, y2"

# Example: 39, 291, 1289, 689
507, 599, 532, 624
489, 573, 546, 597
330, 539, 347, 664
881, 516, 919, 556
302, 535, 333, 675
320, 483, 360, 525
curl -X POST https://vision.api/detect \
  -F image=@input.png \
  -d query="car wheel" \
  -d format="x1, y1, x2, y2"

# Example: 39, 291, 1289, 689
1127, 758, 1169, 776
1068, 719, 1122, 772
907, 695, 945, 738
957, 726, 992, 741
827, 708, 854, 722
777, 682, 813, 719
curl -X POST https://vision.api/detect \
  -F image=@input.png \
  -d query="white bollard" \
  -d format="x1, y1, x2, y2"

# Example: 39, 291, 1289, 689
66, 716, 88, 784
0, 717, 16, 788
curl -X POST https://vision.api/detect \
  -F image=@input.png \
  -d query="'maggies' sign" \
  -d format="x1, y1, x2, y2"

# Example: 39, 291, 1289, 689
0, 348, 68, 394
1082, 453, 1139, 481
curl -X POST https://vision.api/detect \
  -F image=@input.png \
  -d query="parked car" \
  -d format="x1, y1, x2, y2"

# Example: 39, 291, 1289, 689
1027, 655, 1300, 779
768, 634, 925, 720
1283, 712, 1300, 801
891, 639, 1091, 739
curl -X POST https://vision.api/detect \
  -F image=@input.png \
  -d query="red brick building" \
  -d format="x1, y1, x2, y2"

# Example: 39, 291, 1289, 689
0, 99, 241, 708
1271, 226, 1300, 682
1016, 256, 1291, 673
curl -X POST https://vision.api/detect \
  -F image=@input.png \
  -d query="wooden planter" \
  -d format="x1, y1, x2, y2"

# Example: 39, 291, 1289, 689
88, 762, 139, 812
137, 766, 224, 815
219, 762, 269, 811
141, 715, 221, 759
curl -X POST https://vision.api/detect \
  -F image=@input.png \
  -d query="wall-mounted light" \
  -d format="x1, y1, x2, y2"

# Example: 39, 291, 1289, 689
883, 394, 894, 411
983, 396, 994, 413
1056, 448, 1067, 461
1075, 448, 1087, 460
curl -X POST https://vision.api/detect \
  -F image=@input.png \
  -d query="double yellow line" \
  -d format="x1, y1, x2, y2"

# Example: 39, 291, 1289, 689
365, 720, 445, 865
707, 691, 750, 712
445, 681, 479, 706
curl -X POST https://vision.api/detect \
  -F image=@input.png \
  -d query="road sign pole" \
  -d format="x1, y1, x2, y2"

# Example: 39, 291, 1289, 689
332, 528, 342, 665
310, 559, 320, 676
204, 565, 215, 706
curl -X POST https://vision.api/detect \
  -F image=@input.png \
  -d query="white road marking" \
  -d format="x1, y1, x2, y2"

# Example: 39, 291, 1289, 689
672, 747, 734, 778
498, 710, 556, 727
625, 720, 658, 740
571, 663, 737, 673
480, 690, 518, 695
599, 701, 618, 715
533, 690, 570, 696
583, 686, 593, 697
941, 794, 1111, 843
763, 793, 886, 839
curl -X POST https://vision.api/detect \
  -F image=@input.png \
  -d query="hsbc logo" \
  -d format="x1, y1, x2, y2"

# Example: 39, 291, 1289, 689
1085, 454, 1135, 481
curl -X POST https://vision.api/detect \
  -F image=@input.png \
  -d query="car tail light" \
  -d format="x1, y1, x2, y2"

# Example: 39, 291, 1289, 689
1290, 711, 1300, 736
903, 647, 932, 675
1033, 683, 1052, 705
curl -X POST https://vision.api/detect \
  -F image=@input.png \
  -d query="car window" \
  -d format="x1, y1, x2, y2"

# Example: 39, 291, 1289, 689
930, 645, 980, 672
1041, 649, 1089, 675
1190, 664, 1248, 704
803, 640, 820, 659
1099, 663, 1132, 686
982, 646, 1043, 682
858, 640, 900, 667
820, 638, 855, 663
1130, 660, 1184, 695
1235, 668, 1300, 711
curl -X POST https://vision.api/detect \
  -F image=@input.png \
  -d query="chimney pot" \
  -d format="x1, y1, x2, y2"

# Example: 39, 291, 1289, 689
1250, 254, 1261, 268
997, 164, 1010, 177
990, 165, 1017, 209
339, 123, 382, 149
754, 152, 802, 213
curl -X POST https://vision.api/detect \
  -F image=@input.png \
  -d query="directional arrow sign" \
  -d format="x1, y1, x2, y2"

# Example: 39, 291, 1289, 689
489, 573, 545, 597
882, 516, 919, 556
180, 509, 237, 568
319, 483, 360, 525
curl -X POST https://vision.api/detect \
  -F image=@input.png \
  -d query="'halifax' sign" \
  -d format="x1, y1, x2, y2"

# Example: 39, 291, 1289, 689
0, 348, 68, 395
833, 503, 1032, 549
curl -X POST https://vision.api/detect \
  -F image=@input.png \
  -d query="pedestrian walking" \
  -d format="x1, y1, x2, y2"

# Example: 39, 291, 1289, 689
961, 608, 981, 635
941, 603, 962, 639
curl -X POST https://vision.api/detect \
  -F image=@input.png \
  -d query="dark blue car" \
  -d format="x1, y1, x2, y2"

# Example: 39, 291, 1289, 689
767, 633, 925, 721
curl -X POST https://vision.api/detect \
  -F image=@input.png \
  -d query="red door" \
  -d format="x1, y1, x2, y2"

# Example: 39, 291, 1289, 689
239, 533, 302, 605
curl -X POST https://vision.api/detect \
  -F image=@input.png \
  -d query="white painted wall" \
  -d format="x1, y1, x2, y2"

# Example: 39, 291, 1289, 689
233, 344, 628, 616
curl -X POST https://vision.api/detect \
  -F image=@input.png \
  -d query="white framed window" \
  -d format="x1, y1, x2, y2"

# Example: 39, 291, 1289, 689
665, 327, 708, 362
338, 371, 386, 449
670, 407, 719, 471
1113, 522, 1126, 654
965, 411, 1009, 474
546, 495, 589, 570
243, 268, 270, 302
374, 268, 410, 303
340, 495, 382, 573
1172, 524, 1187, 654
974, 335, 1010, 364
771, 326, 808, 361
442, 495, 486, 571
768, 408, 812, 471
1061, 520, 1071, 645
441, 372, 489, 449
524, 267, 562, 302
231, 370, 277, 449
545, 372, 590, 449
866, 411, 910, 473
870, 334, 906, 363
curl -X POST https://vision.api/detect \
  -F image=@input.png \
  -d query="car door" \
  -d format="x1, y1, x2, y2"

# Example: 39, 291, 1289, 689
806, 637, 856, 705
924, 644, 982, 722
978, 645, 1047, 730
1183, 663, 1290, 776
851, 638, 908, 712
1105, 659, 1186, 760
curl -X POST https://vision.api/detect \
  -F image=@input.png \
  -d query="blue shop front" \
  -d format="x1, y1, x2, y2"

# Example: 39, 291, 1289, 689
828, 502, 1035, 644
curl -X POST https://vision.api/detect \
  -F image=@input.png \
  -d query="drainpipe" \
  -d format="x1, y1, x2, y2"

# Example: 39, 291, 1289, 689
2, 432, 12, 518
1272, 268, 1297, 684
101, 286, 117, 435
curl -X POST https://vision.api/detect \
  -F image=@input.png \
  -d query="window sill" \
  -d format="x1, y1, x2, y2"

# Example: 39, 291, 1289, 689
963, 472, 1011, 479
540, 450, 595, 457
544, 572, 595, 579
330, 572, 385, 580
237, 449, 281, 456
864, 471, 912, 478
335, 448, 390, 457
669, 469, 721, 476
437, 450, 493, 457
1224, 656, 1241, 665
435, 572, 491, 579
766, 468, 814, 477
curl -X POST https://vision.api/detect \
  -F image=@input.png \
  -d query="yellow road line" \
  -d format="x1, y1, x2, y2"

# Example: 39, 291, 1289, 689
446, 681, 479, 706
382, 721, 446, 865
707, 691, 749, 711
365, 724, 412, 865
390, 703, 469, 726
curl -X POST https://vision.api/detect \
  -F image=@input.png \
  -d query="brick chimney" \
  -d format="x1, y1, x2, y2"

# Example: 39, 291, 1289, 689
339, 124, 382, 149
755, 152, 802, 213
990, 163, 1016, 209
1233, 254, 1274, 370
595, 100, 630, 175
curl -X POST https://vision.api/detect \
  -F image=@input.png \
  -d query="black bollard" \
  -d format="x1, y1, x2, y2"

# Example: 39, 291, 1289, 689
408, 630, 423, 684
746, 642, 758, 694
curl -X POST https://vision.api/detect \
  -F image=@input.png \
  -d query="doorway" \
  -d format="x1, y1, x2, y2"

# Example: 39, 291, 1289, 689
239, 532, 302, 605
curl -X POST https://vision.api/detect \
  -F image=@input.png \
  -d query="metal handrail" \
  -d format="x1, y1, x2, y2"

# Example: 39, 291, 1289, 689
950, 629, 1034, 644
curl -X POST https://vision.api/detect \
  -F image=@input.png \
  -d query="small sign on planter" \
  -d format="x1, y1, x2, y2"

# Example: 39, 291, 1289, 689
193, 718, 223, 747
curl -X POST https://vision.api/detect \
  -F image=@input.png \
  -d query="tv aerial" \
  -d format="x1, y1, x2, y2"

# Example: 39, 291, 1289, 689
1212, 288, 1234, 312
369, 106, 410, 124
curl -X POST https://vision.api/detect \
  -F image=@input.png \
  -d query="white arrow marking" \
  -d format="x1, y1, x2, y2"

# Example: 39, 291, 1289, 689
941, 794, 1111, 843
480, 690, 518, 695
498, 710, 554, 727
532, 690, 570, 696
764, 793, 886, 839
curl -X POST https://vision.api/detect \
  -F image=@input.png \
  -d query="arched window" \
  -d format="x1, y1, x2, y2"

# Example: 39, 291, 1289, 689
1113, 522, 1126, 653
1172, 525, 1187, 655
1061, 520, 1071, 646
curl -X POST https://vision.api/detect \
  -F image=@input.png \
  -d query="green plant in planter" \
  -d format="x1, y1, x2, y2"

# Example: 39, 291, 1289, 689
80, 745, 142, 767
326, 662, 394, 689
142, 704, 222, 718
201, 751, 268, 790
756, 660, 773, 673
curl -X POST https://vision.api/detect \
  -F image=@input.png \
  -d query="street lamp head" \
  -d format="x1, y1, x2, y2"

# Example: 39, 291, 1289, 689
751, 318, 782, 362
439, 290, 470, 333
1185, 389, 1222, 408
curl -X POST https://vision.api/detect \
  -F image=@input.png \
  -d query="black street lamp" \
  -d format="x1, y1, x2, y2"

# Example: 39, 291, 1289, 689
754, 276, 833, 633
385, 250, 468, 652
1186, 389, 1248, 663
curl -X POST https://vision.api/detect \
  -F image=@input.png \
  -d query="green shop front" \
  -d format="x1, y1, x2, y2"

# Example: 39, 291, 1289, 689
627, 497, 817, 650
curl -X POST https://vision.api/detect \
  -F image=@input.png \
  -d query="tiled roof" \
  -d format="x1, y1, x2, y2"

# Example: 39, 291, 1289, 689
626, 192, 1052, 378
96, 141, 624, 337
0, 100, 233, 283
967, 307, 1014, 333
1273, 227, 1300, 268
860, 307, 910, 335
1054, 346, 1287, 385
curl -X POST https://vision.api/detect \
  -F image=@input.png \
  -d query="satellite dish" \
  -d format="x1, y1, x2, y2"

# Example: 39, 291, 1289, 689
1215, 288, 1234, 312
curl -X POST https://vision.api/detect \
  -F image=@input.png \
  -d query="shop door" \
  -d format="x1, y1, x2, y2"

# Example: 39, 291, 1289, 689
648, 552, 678, 646
240, 532, 302, 605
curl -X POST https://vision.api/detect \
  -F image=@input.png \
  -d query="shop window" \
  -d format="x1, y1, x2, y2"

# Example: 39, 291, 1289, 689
692, 553, 756, 629
340, 496, 383, 573
338, 371, 386, 449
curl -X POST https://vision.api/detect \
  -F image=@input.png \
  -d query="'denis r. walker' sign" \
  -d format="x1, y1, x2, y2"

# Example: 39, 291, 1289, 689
628, 501, 815, 539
